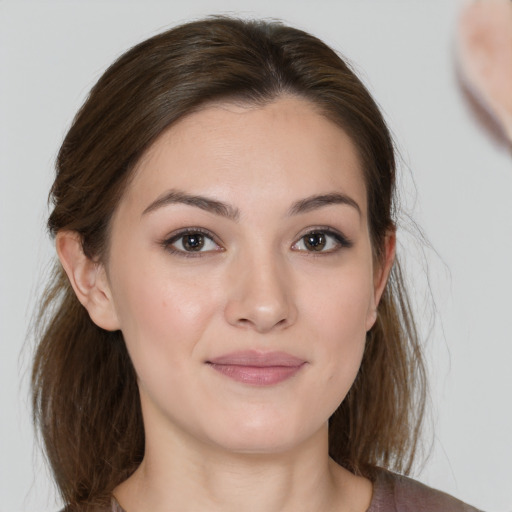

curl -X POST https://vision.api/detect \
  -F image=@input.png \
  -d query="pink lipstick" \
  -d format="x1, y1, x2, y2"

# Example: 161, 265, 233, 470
206, 350, 306, 386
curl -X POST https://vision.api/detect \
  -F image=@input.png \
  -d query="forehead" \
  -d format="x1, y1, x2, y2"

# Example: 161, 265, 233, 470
123, 96, 367, 216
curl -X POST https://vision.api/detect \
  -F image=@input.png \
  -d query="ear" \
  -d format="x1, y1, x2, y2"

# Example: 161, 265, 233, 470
56, 230, 120, 331
366, 229, 396, 331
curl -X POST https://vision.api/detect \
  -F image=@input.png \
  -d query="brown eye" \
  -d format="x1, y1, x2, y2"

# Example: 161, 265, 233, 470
182, 233, 205, 251
303, 232, 326, 251
165, 230, 221, 255
292, 229, 350, 253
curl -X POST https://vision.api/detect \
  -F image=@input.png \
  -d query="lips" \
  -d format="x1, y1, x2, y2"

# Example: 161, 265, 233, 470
206, 350, 306, 386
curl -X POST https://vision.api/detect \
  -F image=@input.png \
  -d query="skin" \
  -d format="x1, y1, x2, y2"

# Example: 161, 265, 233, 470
458, 0, 512, 140
57, 96, 395, 512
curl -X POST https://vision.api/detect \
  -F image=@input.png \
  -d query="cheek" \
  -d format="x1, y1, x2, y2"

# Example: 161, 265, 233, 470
298, 264, 373, 398
108, 255, 220, 376
303, 263, 374, 344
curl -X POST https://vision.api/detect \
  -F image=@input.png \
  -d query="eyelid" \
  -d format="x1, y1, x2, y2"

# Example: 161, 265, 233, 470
161, 227, 224, 256
160, 225, 352, 257
291, 226, 353, 253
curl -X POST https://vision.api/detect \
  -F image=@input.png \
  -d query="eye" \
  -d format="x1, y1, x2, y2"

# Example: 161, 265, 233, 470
292, 229, 351, 253
163, 229, 222, 255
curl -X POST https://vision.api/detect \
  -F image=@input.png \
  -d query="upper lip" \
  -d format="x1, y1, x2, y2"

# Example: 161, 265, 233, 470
206, 350, 306, 367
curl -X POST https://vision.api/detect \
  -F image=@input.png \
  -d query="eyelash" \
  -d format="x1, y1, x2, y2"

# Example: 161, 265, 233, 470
161, 226, 353, 258
292, 227, 353, 254
162, 228, 222, 258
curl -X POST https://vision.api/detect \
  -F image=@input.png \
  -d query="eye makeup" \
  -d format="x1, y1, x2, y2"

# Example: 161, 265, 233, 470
161, 227, 223, 258
160, 224, 353, 260
292, 226, 353, 254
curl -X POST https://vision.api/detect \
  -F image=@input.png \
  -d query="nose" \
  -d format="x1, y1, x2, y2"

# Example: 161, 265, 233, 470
224, 253, 297, 333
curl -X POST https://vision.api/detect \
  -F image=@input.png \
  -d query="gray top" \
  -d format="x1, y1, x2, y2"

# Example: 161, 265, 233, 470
109, 469, 482, 512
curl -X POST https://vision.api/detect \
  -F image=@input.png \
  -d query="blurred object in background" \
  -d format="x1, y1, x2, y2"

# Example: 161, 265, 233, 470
457, 0, 512, 145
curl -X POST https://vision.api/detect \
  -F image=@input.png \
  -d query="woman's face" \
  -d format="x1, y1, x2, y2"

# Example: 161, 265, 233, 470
103, 96, 392, 454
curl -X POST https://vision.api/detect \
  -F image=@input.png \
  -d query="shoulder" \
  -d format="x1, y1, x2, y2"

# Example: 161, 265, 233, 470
368, 469, 483, 512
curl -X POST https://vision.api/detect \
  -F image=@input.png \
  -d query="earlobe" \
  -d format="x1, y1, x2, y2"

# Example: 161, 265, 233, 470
56, 231, 120, 331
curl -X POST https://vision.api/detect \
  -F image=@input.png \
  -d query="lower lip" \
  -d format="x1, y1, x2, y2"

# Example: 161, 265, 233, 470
207, 363, 304, 386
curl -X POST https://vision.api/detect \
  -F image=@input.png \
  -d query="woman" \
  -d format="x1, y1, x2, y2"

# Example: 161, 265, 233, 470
32, 16, 480, 512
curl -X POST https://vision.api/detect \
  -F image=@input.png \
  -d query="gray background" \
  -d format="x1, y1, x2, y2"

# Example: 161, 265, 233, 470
1, 1, 511, 511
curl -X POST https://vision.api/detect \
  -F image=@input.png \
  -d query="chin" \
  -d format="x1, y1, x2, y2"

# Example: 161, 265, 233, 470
199, 409, 326, 456
211, 431, 309, 456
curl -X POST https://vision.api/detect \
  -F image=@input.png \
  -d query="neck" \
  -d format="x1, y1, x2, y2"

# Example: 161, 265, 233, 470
114, 421, 372, 512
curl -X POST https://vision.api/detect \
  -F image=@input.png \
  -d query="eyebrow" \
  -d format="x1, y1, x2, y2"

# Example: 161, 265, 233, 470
288, 193, 362, 217
142, 189, 241, 221
142, 189, 361, 220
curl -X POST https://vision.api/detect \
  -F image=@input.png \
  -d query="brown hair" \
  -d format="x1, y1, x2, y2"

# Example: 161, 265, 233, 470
32, 16, 426, 509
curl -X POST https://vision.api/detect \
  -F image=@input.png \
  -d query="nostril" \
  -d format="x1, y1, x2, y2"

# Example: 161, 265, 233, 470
224, 276, 296, 332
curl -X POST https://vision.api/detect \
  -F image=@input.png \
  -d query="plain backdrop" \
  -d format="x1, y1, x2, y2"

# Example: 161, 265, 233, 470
1, 1, 511, 511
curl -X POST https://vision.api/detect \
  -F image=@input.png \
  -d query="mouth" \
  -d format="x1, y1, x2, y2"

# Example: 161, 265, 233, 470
206, 350, 307, 386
